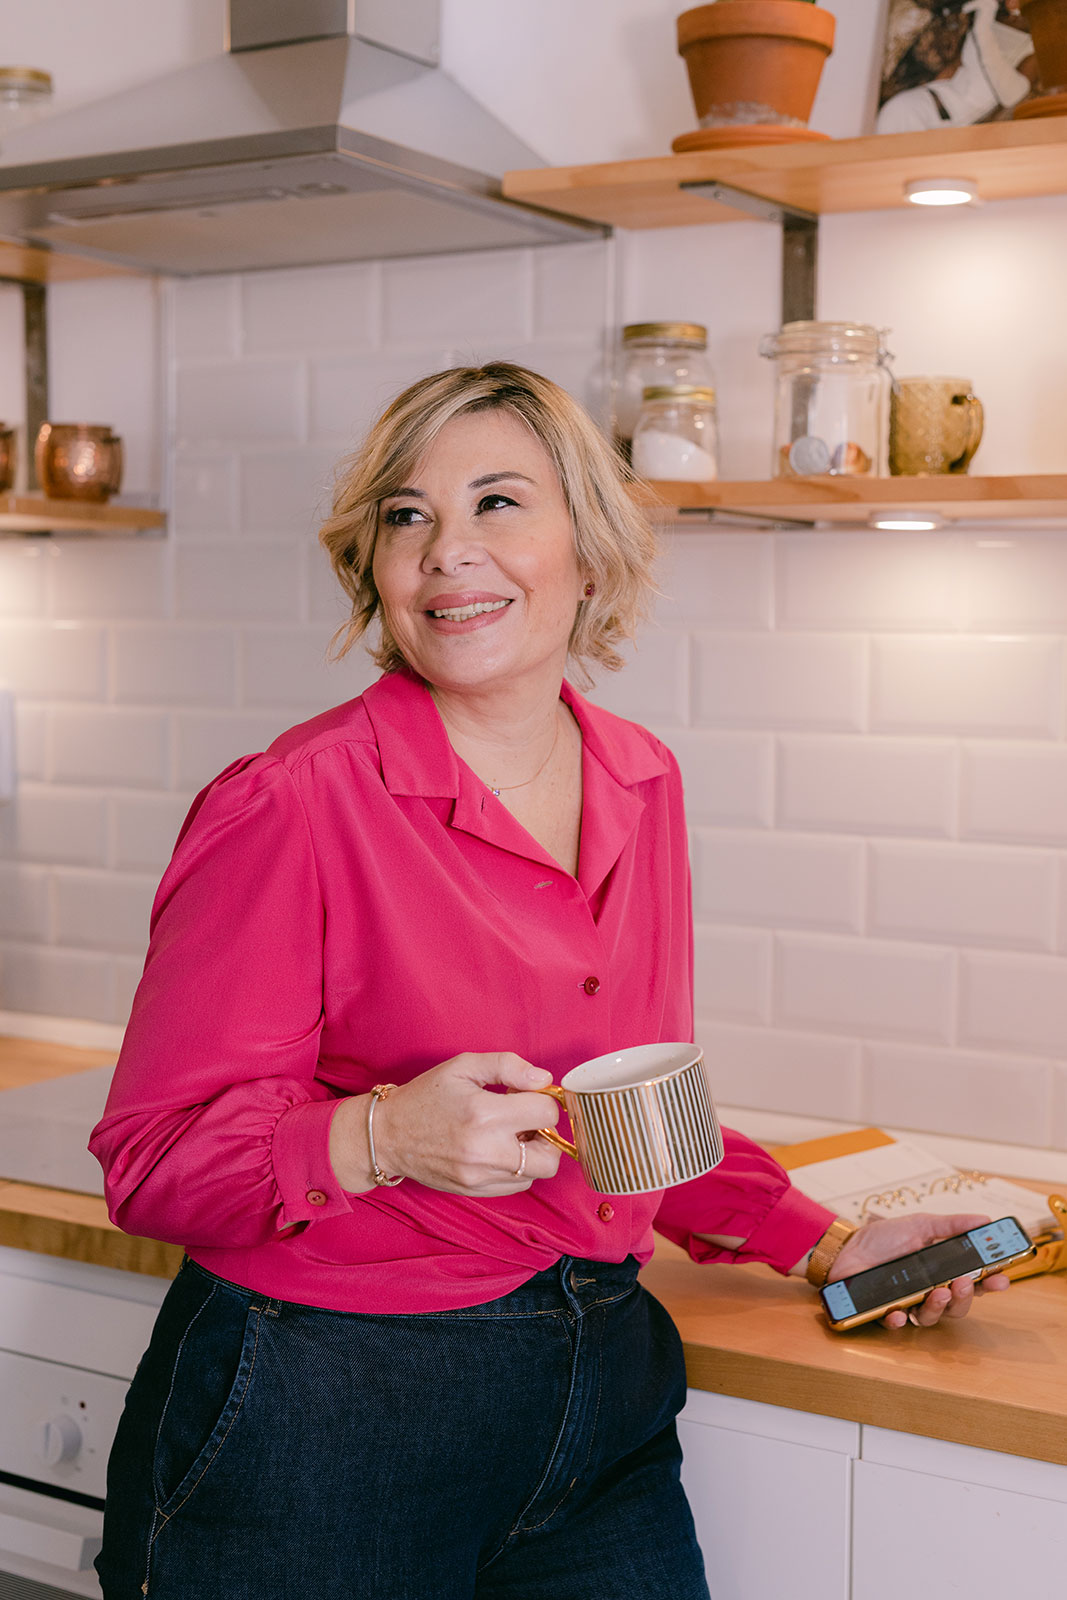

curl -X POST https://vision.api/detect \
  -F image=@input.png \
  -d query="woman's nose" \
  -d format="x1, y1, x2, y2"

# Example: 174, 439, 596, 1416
420, 516, 485, 573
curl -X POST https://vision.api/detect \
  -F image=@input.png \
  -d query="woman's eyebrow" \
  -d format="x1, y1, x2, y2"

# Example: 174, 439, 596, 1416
469, 472, 536, 489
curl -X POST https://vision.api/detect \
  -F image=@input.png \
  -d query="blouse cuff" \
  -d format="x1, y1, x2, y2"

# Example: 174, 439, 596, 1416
272, 1095, 354, 1229
743, 1184, 836, 1275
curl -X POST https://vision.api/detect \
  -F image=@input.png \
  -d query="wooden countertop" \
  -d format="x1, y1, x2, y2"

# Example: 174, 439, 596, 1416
3, 1039, 1066, 1465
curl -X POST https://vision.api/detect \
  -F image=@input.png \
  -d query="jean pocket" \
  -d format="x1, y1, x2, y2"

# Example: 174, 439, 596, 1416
152, 1286, 264, 1518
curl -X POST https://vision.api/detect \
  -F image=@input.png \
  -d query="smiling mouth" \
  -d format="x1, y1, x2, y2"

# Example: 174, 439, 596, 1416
428, 599, 512, 622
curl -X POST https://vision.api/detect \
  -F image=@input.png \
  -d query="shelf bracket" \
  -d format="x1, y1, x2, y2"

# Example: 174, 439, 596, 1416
0, 275, 49, 490
680, 178, 819, 326
670, 506, 817, 531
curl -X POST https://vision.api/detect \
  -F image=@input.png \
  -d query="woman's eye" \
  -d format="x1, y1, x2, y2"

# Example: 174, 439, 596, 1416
382, 505, 425, 526
476, 493, 517, 513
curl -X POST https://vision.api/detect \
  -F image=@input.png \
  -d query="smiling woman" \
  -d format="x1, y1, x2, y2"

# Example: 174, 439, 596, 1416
89, 362, 1005, 1600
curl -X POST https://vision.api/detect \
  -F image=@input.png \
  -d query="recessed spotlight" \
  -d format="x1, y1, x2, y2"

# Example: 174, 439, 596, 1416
905, 178, 978, 207
868, 510, 946, 532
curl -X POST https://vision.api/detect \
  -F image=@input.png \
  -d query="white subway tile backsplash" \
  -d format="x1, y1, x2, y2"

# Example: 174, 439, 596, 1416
0, 786, 107, 867
50, 707, 170, 789
870, 841, 1057, 951
111, 793, 191, 872
0, 624, 106, 701
693, 634, 866, 730
48, 541, 168, 621
961, 534, 1067, 631
694, 830, 863, 931
532, 242, 609, 338
307, 542, 354, 628
242, 263, 378, 353
695, 1021, 863, 1121
114, 627, 237, 707
174, 543, 302, 622
693, 926, 771, 1023
459, 340, 604, 414
176, 362, 304, 443
0, 942, 118, 1024
309, 352, 449, 445
960, 951, 1067, 1056
383, 251, 530, 345
170, 276, 240, 362
871, 636, 1062, 737
777, 934, 954, 1041
961, 744, 1067, 846
0, 545, 48, 616
114, 955, 146, 1027
54, 870, 156, 954
0, 864, 49, 941
863, 1043, 1052, 1147
173, 712, 295, 791
171, 454, 240, 539
1051, 1066, 1067, 1150
13, 703, 46, 780
657, 533, 773, 629
659, 730, 773, 827
240, 449, 338, 538
779, 735, 956, 837
240, 628, 376, 711
777, 533, 964, 631
585, 631, 688, 726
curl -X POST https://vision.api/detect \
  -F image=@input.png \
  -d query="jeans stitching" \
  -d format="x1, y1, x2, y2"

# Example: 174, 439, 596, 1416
517, 1304, 607, 1536
151, 1303, 263, 1537
150, 1286, 216, 1504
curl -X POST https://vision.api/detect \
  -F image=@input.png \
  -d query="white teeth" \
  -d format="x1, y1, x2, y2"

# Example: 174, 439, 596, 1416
430, 599, 511, 621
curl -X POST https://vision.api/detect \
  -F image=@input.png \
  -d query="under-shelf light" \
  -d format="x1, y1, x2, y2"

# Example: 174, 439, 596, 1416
869, 510, 946, 532
905, 178, 978, 207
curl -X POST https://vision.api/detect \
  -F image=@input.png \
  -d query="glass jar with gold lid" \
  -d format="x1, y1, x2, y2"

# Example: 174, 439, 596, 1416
632, 384, 718, 482
0, 68, 53, 143
611, 322, 713, 463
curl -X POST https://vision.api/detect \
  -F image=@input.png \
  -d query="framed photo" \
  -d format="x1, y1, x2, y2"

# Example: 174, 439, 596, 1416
877, 0, 1040, 131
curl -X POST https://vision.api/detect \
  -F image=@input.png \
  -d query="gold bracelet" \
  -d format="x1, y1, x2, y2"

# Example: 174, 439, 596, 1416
367, 1084, 404, 1188
806, 1217, 858, 1288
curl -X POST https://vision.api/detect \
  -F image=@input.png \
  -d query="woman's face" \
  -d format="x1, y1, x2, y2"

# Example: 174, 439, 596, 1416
372, 408, 585, 698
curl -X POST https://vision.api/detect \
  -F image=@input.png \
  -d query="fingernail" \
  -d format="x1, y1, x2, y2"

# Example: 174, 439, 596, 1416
528, 1068, 552, 1086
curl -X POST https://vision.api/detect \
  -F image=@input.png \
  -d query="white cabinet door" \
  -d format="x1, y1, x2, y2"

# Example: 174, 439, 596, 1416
678, 1391, 858, 1600
853, 1428, 1067, 1600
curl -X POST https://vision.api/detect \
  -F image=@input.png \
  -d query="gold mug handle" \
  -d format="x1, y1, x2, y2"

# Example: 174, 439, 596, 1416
949, 393, 984, 472
531, 1083, 578, 1159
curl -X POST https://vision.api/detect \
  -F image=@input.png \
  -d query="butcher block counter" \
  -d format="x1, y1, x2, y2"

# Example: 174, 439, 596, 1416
3, 1036, 1066, 1470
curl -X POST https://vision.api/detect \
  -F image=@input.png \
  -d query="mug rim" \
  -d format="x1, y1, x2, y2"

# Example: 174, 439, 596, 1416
561, 1043, 703, 1095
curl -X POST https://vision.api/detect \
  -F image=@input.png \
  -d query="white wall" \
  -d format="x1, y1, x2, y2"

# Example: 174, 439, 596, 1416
0, 1, 1066, 1152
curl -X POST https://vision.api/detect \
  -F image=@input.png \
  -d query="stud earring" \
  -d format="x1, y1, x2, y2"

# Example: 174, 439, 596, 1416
583, 582, 595, 598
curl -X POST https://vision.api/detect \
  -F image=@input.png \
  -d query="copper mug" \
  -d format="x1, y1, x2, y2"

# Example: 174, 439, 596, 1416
534, 1042, 723, 1195
0, 425, 14, 493
35, 423, 124, 502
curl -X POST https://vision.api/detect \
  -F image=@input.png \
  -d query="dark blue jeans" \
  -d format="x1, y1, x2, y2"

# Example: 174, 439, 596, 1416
97, 1254, 710, 1599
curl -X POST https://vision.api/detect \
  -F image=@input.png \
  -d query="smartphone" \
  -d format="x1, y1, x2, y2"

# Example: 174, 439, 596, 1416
820, 1216, 1035, 1331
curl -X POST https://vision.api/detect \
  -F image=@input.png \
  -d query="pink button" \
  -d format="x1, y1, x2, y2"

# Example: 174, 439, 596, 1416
597, 1202, 615, 1222
306, 1189, 328, 1207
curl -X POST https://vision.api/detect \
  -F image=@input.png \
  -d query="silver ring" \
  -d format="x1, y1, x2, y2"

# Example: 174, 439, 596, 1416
907, 1308, 922, 1327
514, 1139, 527, 1179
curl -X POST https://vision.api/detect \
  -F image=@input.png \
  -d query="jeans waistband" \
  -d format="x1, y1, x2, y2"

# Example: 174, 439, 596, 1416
182, 1253, 641, 1321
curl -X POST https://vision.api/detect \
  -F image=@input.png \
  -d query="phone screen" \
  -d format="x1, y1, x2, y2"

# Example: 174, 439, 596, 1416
821, 1217, 1031, 1323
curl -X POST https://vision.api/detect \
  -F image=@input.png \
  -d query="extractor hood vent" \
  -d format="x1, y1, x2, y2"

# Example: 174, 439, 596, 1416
0, 2, 604, 275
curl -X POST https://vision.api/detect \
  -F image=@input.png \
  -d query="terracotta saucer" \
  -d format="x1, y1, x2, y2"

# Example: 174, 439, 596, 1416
672, 125, 831, 152
1013, 90, 1067, 120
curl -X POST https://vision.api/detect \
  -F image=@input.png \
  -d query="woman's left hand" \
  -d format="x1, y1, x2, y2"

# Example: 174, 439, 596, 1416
828, 1212, 1012, 1330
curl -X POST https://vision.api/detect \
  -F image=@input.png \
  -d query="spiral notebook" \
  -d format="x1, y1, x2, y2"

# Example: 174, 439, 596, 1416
771, 1128, 1056, 1239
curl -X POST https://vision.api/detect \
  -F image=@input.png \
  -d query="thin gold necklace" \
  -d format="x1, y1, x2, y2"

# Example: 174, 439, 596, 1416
489, 711, 561, 797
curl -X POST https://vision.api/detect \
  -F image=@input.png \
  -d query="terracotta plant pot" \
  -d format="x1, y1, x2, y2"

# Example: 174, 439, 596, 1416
674, 1, 836, 151
1013, 0, 1067, 117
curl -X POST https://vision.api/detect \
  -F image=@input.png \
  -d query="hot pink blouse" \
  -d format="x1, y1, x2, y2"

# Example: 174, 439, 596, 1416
90, 669, 833, 1312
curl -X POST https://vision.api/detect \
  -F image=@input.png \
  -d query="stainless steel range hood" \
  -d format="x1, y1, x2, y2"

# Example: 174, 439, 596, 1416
0, 0, 604, 275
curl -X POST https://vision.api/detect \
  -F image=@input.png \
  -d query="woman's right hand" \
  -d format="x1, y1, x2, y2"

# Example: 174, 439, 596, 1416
328, 1053, 563, 1196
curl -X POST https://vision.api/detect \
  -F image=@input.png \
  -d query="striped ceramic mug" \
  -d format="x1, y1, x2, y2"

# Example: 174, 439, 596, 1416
534, 1042, 723, 1196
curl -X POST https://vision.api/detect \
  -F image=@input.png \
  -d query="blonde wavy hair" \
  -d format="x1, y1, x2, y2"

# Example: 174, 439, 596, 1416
318, 362, 658, 683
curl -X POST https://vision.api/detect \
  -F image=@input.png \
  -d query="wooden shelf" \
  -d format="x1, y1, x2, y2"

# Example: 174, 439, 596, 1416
635, 474, 1067, 528
0, 494, 166, 536
0, 237, 135, 284
503, 119, 1067, 229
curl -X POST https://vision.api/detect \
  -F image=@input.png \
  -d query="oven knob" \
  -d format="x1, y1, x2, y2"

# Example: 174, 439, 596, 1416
37, 1413, 83, 1467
